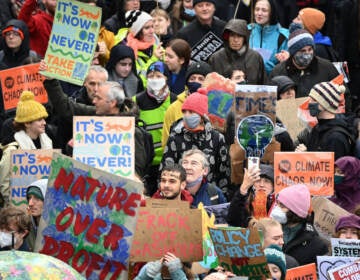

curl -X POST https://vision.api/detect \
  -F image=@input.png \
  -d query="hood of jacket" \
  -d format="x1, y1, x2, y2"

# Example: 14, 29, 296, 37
106, 44, 136, 75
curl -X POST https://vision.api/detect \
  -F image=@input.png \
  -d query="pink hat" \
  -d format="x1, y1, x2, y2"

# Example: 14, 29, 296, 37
277, 184, 310, 218
182, 92, 208, 117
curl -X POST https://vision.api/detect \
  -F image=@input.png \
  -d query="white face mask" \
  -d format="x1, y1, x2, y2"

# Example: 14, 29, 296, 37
270, 205, 288, 224
0, 232, 15, 248
147, 78, 167, 94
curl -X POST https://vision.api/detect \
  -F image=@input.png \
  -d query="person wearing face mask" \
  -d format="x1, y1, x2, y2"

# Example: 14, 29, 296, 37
161, 91, 231, 198
295, 80, 354, 160
269, 184, 328, 265
133, 61, 177, 196
269, 24, 342, 101
170, 0, 196, 35
162, 60, 211, 148
0, 206, 31, 251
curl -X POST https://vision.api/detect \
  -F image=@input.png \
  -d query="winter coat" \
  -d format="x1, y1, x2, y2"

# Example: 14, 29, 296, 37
330, 156, 360, 212
168, 66, 187, 95
283, 222, 328, 265
313, 32, 339, 62
190, 180, 227, 208
269, 56, 340, 98
208, 19, 267, 84
18, 0, 54, 57
161, 118, 231, 194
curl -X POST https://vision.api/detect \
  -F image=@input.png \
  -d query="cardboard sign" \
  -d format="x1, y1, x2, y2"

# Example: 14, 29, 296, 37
312, 197, 349, 240
73, 116, 135, 178
203, 72, 236, 133
10, 149, 60, 209
328, 261, 360, 280
0, 63, 48, 111
331, 238, 360, 257
285, 263, 317, 280
41, 0, 101, 85
317, 256, 358, 280
191, 31, 223, 62
145, 198, 189, 208
209, 227, 270, 280
35, 152, 143, 279
130, 207, 203, 262
274, 152, 334, 196
276, 97, 307, 142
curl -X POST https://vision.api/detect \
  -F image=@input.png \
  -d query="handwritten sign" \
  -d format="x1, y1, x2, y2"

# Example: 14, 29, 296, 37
130, 207, 203, 262
35, 152, 143, 279
285, 263, 317, 280
73, 116, 135, 178
191, 31, 223, 62
328, 261, 360, 280
312, 197, 349, 240
10, 149, 60, 209
0, 63, 48, 111
274, 152, 334, 196
41, 0, 101, 85
317, 256, 358, 280
331, 238, 360, 257
209, 227, 270, 280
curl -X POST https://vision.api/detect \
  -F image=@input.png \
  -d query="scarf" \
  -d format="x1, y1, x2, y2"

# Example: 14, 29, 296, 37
251, 190, 268, 219
14, 130, 53, 149
126, 32, 155, 59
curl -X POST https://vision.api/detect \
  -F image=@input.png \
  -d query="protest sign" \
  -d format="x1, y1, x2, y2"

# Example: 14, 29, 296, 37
10, 149, 60, 209
317, 256, 358, 280
145, 198, 189, 208
0, 63, 48, 111
130, 207, 203, 262
234, 85, 276, 158
312, 197, 350, 240
202, 73, 235, 133
191, 32, 223, 62
209, 227, 270, 280
41, 0, 101, 85
331, 238, 360, 257
274, 152, 334, 196
276, 97, 307, 141
35, 152, 143, 279
73, 116, 135, 178
328, 261, 360, 280
285, 263, 317, 280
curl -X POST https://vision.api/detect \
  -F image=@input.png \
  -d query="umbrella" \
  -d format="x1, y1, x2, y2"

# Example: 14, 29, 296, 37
0, 250, 85, 280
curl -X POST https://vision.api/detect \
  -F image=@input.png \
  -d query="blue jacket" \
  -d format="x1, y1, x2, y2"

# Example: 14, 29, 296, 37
248, 23, 289, 74
190, 181, 227, 207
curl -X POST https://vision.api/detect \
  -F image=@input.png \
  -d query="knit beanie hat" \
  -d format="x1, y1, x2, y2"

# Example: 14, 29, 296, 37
14, 91, 48, 123
147, 61, 170, 78
2, 25, 24, 40
264, 245, 287, 280
288, 23, 315, 56
193, 0, 216, 7
26, 179, 48, 201
125, 10, 153, 37
308, 81, 345, 113
298, 8, 325, 35
277, 184, 310, 218
271, 75, 296, 99
185, 61, 212, 83
182, 91, 208, 117
260, 164, 274, 184
335, 214, 360, 232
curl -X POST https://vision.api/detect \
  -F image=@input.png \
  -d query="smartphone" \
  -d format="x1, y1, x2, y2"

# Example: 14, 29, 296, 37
248, 157, 260, 171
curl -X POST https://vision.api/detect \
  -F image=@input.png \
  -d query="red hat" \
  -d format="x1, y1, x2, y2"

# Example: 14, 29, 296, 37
2, 26, 24, 40
182, 92, 208, 117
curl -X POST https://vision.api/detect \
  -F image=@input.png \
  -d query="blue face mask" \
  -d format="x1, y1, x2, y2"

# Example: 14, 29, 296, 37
183, 114, 201, 129
186, 176, 203, 188
184, 8, 195, 17
308, 102, 321, 117
334, 174, 344, 185
187, 82, 201, 93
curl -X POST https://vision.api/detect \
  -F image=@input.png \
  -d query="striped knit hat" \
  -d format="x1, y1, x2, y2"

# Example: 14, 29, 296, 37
309, 81, 345, 113
288, 23, 315, 56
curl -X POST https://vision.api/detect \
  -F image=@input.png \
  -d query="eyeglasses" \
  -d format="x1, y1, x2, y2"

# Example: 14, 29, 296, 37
4, 31, 20, 37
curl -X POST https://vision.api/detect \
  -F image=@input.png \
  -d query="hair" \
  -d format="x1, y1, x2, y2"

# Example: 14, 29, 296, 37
180, 148, 210, 169
334, 228, 360, 239
162, 163, 187, 182
150, 7, 170, 20
104, 81, 125, 107
13, 121, 26, 132
87, 65, 109, 80
256, 217, 282, 235
286, 209, 307, 224
0, 206, 31, 234
167, 38, 191, 67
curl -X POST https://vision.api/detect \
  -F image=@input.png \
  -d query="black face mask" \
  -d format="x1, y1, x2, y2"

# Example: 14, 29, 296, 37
308, 102, 321, 117
187, 82, 201, 93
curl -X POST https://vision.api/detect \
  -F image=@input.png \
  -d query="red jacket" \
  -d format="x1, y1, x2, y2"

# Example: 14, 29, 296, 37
140, 189, 194, 206
18, 0, 54, 57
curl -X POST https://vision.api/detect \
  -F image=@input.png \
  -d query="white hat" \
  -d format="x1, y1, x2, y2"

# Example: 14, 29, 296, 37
125, 10, 153, 37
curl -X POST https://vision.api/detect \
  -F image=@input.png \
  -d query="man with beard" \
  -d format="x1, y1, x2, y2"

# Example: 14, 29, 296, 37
18, 0, 56, 57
